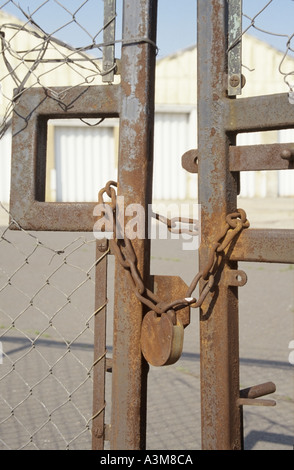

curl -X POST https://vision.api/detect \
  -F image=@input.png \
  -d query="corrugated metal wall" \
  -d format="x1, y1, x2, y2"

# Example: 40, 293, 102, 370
238, 132, 268, 198
153, 112, 190, 200
237, 130, 294, 198
54, 110, 198, 202
0, 114, 293, 204
54, 125, 117, 202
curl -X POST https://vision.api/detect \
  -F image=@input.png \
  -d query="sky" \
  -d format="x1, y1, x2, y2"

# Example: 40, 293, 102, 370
1, 0, 294, 59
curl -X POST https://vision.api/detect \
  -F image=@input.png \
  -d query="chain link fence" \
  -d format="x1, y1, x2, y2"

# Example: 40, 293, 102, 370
0, 0, 294, 450
0, 0, 294, 139
0, 203, 114, 449
241, 0, 294, 96
0, 2, 116, 448
0, 0, 119, 138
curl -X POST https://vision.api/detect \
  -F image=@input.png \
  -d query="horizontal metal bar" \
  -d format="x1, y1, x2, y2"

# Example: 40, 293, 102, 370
182, 144, 294, 173
11, 201, 97, 231
226, 93, 294, 133
13, 85, 121, 124
230, 143, 294, 171
237, 398, 276, 407
230, 229, 294, 264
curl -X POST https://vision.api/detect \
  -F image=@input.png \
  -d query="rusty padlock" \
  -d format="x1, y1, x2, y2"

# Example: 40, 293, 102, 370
140, 310, 184, 367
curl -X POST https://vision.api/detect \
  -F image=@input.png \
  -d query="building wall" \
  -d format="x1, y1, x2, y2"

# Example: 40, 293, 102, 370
154, 35, 294, 200
53, 121, 117, 203
49, 110, 197, 203
0, 21, 293, 204
0, 128, 11, 202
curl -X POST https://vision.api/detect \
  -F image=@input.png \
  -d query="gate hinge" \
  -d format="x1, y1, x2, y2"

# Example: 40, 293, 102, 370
228, 0, 244, 96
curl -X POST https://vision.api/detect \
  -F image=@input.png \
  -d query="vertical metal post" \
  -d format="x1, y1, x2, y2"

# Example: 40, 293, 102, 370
197, 0, 242, 450
92, 246, 108, 450
110, 0, 158, 450
103, 0, 116, 83
228, 0, 243, 96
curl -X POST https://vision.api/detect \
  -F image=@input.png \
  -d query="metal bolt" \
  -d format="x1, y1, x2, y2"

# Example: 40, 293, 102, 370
281, 149, 293, 161
229, 74, 240, 88
97, 238, 108, 253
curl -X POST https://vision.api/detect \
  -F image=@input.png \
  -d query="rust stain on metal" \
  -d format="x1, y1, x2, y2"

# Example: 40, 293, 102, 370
141, 311, 184, 367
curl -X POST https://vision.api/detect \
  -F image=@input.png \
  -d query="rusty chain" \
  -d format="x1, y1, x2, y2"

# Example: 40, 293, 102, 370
97, 181, 250, 316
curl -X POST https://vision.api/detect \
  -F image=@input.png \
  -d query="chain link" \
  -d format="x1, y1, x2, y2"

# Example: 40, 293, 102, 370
97, 181, 250, 316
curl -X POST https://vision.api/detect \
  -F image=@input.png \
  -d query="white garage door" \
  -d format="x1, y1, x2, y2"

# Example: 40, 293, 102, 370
0, 128, 11, 204
54, 125, 117, 202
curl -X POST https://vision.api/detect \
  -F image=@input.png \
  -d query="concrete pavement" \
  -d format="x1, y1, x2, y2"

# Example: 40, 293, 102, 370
0, 197, 293, 450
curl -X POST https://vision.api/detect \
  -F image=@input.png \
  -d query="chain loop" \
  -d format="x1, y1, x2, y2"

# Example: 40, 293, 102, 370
96, 181, 250, 315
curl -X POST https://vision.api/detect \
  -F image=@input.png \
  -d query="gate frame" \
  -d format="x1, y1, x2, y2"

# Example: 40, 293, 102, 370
109, 0, 158, 450
197, 0, 242, 450
198, 0, 294, 450
7, 0, 294, 451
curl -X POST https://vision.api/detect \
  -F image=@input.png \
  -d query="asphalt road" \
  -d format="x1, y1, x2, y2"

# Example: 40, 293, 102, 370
0, 197, 293, 450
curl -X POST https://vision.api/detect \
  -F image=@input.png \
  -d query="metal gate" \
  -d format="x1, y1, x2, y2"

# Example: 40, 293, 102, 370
6, 0, 158, 450
195, 0, 294, 449
1, 0, 294, 451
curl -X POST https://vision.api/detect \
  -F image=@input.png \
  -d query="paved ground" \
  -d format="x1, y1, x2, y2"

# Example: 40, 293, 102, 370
0, 197, 293, 450
148, 197, 294, 450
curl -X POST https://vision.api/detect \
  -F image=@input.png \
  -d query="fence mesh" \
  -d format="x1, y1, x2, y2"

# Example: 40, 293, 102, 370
0, 0, 116, 450
0, 0, 119, 138
0, 0, 294, 451
0, 203, 111, 450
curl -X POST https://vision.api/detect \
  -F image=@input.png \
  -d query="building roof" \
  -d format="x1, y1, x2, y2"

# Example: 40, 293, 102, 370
155, 34, 294, 105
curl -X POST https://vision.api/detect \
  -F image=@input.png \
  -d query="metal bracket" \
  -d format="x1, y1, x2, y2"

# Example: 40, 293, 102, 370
153, 275, 191, 328
228, 0, 243, 96
182, 149, 198, 174
238, 382, 276, 407
224, 269, 247, 287
103, 0, 116, 83
182, 144, 294, 173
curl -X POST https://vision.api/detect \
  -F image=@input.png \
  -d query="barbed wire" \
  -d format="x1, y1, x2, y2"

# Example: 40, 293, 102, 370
0, 203, 109, 449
